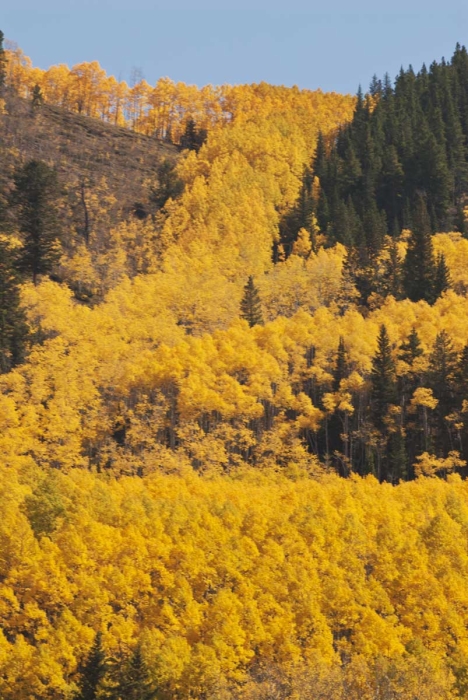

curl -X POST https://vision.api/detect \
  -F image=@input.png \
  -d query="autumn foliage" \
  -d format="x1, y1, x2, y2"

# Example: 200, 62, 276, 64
3, 39, 468, 698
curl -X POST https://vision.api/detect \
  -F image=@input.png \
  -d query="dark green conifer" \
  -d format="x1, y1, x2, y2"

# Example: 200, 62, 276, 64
0, 239, 28, 373
427, 330, 457, 402
13, 160, 62, 284
180, 118, 207, 152
75, 632, 107, 700
0, 30, 6, 93
426, 330, 458, 454
403, 194, 436, 303
110, 645, 157, 700
456, 345, 468, 392
399, 327, 423, 366
313, 131, 328, 184
240, 276, 263, 327
381, 237, 403, 299
151, 159, 184, 210
433, 252, 451, 298
371, 324, 397, 428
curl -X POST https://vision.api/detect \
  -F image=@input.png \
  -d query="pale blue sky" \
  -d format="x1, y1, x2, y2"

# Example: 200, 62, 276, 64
3, 1, 468, 94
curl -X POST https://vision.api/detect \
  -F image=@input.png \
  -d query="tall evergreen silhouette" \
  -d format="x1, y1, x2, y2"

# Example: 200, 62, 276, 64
403, 195, 436, 303
110, 645, 157, 700
0, 239, 28, 373
371, 324, 397, 429
13, 160, 62, 285
299, 45, 468, 255
240, 276, 264, 327
75, 632, 107, 700
0, 30, 6, 93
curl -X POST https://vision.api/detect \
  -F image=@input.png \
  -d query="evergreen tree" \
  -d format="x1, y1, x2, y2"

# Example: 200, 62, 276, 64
403, 194, 436, 303
399, 327, 423, 367
0, 239, 28, 373
240, 276, 263, 327
426, 330, 458, 454
313, 131, 328, 184
13, 160, 62, 284
110, 645, 157, 700
380, 238, 403, 299
371, 324, 397, 429
75, 633, 107, 700
313, 48, 468, 244
151, 159, 184, 210
180, 118, 207, 152
0, 30, 6, 93
456, 345, 468, 396
456, 345, 468, 460
427, 330, 457, 404
433, 252, 451, 298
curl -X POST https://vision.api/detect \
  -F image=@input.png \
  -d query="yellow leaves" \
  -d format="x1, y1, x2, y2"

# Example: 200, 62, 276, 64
323, 391, 354, 415
292, 227, 312, 257
410, 387, 439, 411
259, 243, 350, 321
341, 371, 365, 393
414, 451, 466, 477
2, 466, 468, 695
293, 392, 323, 430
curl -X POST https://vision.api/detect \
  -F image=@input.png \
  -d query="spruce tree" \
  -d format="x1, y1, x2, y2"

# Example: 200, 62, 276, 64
240, 276, 263, 327
180, 118, 206, 152
433, 252, 451, 298
0, 30, 6, 93
399, 327, 423, 367
0, 239, 28, 373
13, 160, 62, 285
427, 331, 458, 454
403, 194, 436, 303
75, 633, 107, 700
427, 330, 457, 406
371, 324, 397, 429
110, 645, 157, 700
151, 159, 184, 210
380, 238, 403, 299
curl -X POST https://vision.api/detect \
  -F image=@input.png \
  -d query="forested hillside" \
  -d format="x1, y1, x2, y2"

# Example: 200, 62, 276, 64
3, 30, 468, 698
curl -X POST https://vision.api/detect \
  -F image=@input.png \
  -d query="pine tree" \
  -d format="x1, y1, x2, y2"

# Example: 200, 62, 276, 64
240, 276, 263, 327
456, 345, 468, 460
426, 330, 458, 454
371, 324, 397, 429
403, 194, 436, 303
180, 118, 206, 152
399, 327, 423, 367
151, 159, 184, 210
456, 345, 468, 394
110, 645, 157, 700
313, 131, 328, 184
13, 160, 62, 285
433, 252, 451, 298
380, 237, 403, 299
0, 30, 6, 93
427, 331, 457, 403
0, 239, 28, 373
75, 632, 108, 700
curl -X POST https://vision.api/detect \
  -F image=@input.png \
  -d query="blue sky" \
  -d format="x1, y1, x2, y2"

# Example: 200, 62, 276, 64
3, 1, 467, 94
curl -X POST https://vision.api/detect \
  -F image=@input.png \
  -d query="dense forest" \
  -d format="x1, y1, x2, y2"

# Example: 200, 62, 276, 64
3, 30, 468, 697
